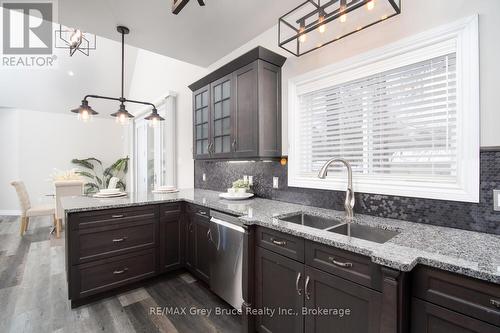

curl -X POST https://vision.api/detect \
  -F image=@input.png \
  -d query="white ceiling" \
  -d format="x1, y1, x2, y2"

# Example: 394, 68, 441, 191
58, 0, 303, 67
0, 20, 139, 116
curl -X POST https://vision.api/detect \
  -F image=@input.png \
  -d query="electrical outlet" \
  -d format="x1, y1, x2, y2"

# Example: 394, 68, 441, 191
202, 173, 206, 182
494, 190, 500, 211
273, 177, 279, 189
248, 176, 253, 186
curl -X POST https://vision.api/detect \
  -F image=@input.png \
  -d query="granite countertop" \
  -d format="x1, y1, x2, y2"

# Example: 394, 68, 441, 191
61, 189, 500, 284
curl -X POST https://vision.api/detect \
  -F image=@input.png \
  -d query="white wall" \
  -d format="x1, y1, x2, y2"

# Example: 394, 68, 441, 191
127, 49, 207, 189
0, 108, 128, 213
206, 0, 500, 151
0, 110, 20, 213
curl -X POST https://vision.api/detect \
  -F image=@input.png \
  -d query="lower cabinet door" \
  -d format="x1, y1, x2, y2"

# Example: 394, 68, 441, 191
195, 215, 211, 283
304, 266, 382, 333
185, 214, 196, 271
160, 212, 183, 272
255, 246, 304, 333
411, 298, 500, 333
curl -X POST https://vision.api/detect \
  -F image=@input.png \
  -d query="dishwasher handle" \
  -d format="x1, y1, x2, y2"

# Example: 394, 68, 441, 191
210, 217, 245, 233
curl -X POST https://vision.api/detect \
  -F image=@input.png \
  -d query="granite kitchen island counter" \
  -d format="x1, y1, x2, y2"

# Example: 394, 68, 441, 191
61, 189, 500, 284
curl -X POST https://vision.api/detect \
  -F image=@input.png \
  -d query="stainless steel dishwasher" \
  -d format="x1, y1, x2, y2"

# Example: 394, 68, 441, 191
208, 210, 245, 310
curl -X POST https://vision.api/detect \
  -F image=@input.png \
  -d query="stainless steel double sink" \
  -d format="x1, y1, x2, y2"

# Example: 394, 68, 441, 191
279, 213, 399, 244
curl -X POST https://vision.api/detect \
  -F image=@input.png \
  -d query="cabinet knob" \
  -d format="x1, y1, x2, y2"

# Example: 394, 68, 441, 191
113, 267, 128, 275
271, 238, 287, 246
295, 272, 302, 296
305, 275, 311, 300
328, 256, 353, 268
112, 237, 127, 243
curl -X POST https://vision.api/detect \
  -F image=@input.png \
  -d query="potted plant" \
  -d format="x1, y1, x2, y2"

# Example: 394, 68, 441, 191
231, 179, 250, 196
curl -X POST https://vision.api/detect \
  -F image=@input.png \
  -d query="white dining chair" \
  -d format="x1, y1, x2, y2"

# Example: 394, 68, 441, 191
54, 180, 84, 238
10, 180, 57, 237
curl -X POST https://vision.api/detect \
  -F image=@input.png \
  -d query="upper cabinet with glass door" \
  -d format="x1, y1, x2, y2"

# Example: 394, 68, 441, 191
193, 85, 210, 159
189, 46, 286, 160
211, 75, 233, 158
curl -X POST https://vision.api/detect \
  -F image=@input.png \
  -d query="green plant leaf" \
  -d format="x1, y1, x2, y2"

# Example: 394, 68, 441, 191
75, 171, 95, 180
71, 158, 94, 170
116, 180, 126, 191
84, 183, 99, 194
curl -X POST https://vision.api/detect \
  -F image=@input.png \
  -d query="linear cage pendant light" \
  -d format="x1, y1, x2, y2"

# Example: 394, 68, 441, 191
70, 26, 164, 126
278, 0, 401, 57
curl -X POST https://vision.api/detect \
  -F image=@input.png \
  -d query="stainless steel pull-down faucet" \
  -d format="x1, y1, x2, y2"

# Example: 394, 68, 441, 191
318, 158, 355, 222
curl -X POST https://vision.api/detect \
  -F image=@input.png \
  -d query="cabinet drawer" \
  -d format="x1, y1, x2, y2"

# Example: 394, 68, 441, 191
305, 241, 381, 290
412, 266, 500, 327
411, 298, 500, 333
75, 220, 156, 263
256, 227, 304, 262
186, 204, 210, 219
160, 203, 182, 216
72, 249, 156, 299
72, 206, 157, 230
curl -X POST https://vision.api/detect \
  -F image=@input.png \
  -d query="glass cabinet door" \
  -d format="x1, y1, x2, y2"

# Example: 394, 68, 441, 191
194, 87, 210, 157
211, 76, 232, 156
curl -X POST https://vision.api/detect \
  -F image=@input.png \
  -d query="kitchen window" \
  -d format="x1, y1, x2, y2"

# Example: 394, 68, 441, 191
288, 16, 479, 202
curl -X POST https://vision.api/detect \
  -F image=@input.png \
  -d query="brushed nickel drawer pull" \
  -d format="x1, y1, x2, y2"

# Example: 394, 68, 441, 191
305, 275, 311, 300
199, 211, 207, 215
295, 272, 302, 296
491, 299, 500, 308
271, 238, 287, 246
113, 267, 128, 275
112, 237, 127, 243
328, 256, 353, 268
111, 214, 125, 218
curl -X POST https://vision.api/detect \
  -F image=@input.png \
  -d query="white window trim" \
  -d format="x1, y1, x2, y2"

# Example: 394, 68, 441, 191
288, 15, 479, 203
129, 91, 178, 192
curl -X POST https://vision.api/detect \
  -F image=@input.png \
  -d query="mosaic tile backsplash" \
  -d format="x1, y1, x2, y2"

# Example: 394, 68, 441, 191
194, 151, 500, 235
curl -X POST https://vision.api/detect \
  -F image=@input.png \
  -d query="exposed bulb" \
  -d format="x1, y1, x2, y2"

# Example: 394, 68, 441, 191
298, 27, 307, 43
116, 113, 129, 126
318, 16, 326, 33
69, 29, 83, 48
78, 109, 90, 122
366, 0, 375, 11
340, 13, 347, 23
148, 117, 159, 128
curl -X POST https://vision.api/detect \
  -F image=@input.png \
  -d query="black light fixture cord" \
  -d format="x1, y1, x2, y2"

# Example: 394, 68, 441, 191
121, 29, 125, 101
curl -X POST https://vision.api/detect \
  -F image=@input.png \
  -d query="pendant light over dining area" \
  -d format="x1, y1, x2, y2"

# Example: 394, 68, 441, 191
70, 26, 164, 126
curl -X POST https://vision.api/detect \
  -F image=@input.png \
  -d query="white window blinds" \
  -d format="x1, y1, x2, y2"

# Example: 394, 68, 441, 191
289, 17, 479, 202
296, 53, 457, 184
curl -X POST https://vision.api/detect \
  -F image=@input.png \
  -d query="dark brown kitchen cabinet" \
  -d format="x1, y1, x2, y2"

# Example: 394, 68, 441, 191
411, 298, 500, 333
304, 266, 382, 333
185, 204, 211, 283
194, 214, 211, 282
159, 203, 183, 273
210, 74, 233, 158
193, 85, 211, 159
255, 246, 305, 333
232, 61, 258, 157
189, 46, 286, 160
410, 266, 500, 332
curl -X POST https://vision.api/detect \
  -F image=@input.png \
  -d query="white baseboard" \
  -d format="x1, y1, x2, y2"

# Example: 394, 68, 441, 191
0, 210, 21, 216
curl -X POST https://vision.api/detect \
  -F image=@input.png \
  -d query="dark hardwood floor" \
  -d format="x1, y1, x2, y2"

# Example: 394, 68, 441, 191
0, 216, 242, 333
